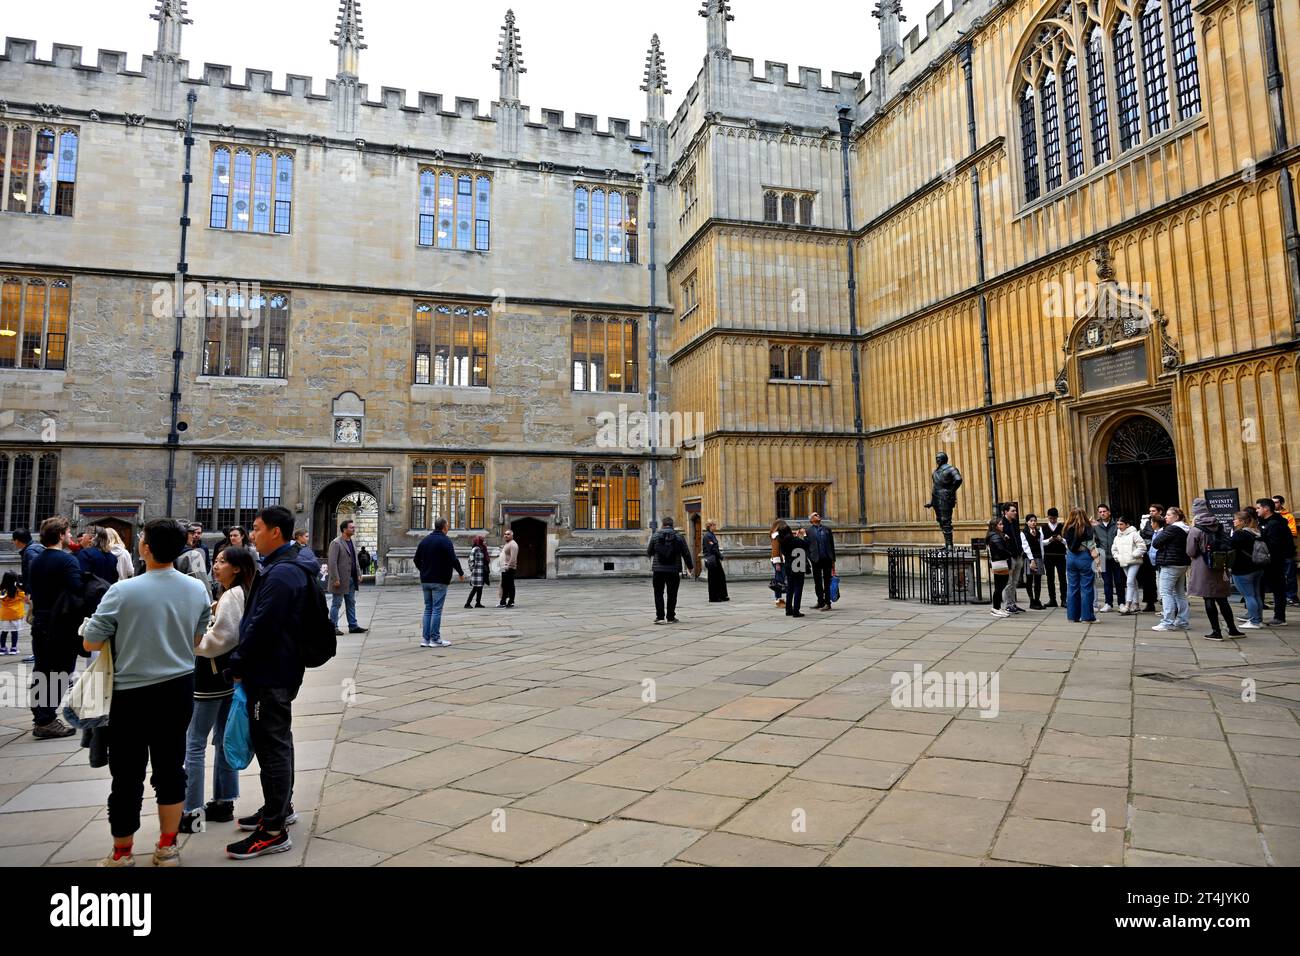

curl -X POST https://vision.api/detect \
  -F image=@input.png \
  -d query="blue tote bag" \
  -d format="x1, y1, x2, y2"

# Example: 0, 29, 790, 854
223, 683, 254, 771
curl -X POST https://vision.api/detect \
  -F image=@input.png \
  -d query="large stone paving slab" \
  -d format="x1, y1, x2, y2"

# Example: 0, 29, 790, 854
1, 576, 1296, 866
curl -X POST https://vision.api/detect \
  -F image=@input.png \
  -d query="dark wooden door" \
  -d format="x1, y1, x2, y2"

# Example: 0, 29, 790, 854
510, 518, 547, 579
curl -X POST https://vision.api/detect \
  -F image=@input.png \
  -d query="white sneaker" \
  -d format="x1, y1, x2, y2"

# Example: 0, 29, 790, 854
1099, 604, 1112, 613
419, 639, 433, 648
1240, 621, 1263, 629
431, 638, 451, 647
990, 607, 1010, 618
1151, 623, 1173, 631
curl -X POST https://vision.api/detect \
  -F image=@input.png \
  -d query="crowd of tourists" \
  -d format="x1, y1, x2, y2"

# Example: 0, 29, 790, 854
984, 494, 1297, 640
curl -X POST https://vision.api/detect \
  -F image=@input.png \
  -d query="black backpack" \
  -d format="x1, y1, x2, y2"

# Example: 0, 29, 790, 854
1202, 524, 1234, 572
654, 531, 679, 567
51, 571, 111, 657
288, 563, 337, 668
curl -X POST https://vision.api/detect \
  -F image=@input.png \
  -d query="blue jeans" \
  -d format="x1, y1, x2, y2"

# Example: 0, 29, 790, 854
330, 579, 358, 629
422, 583, 448, 641
1065, 550, 1096, 622
1232, 571, 1264, 625
184, 695, 238, 813
1157, 565, 1190, 628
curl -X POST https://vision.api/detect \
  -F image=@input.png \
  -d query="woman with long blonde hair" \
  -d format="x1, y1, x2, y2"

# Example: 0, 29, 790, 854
101, 527, 135, 581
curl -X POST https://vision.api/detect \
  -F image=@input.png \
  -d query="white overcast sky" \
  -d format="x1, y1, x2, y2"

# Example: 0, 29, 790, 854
4, 0, 940, 121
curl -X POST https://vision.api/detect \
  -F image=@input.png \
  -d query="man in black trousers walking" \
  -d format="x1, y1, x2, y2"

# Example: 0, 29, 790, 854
647, 517, 692, 625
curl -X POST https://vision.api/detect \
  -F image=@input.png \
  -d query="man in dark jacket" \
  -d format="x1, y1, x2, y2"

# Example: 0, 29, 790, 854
807, 511, 837, 611
12, 528, 45, 582
226, 505, 317, 860
414, 517, 464, 648
999, 503, 1025, 614
26, 516, 81, 738
1041, 509, 1067, 607
1257, 498, 1295, 626
647, 517, 692, 624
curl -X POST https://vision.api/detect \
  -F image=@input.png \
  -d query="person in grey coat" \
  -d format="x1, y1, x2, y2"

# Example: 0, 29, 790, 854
1187, 497, 1244, 642
1092, 505, 1122, 612
647, 517, 693, 624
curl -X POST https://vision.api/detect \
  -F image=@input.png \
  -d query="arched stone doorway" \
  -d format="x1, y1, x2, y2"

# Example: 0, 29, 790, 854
312, 480, 380, 560
1105, 415, 1179, 522
509, 517, 547, 579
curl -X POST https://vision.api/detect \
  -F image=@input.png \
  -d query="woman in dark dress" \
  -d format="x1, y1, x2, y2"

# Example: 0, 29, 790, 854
702, 520, 729, 602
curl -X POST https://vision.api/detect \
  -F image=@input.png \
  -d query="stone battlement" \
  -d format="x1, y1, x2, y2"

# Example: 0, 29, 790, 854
858, 0, 1001, 118
0, 36, 645, 143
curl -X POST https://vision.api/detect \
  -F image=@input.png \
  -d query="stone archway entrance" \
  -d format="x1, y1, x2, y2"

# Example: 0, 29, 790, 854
1105, 415, 1179, 522
312, 480, 380, 560
509, 517, 547, 579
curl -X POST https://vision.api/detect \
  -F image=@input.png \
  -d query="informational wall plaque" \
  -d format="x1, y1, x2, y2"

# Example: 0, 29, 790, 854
1080, 342, 1147, 393
1204, 488, 1240, 522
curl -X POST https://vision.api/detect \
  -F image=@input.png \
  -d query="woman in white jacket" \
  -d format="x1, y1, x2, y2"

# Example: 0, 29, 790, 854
180, 545, 256, 833
103, 527, 135, 581
1111, 516, 1147, 615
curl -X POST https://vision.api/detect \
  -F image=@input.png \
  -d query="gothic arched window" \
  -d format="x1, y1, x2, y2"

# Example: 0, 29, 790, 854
763, 190, 778, 222
798, 194, 814, 225
780, 193, 796, 224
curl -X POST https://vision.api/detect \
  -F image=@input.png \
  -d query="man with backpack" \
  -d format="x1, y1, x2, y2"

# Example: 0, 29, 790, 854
227, 505, 330, 860
1257, 498, 1295, 626
1186, 498, 1244, 641
647, 517, 692, 624
26, 516, 83, 739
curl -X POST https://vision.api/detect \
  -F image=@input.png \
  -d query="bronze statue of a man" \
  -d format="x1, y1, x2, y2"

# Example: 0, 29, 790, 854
925, 452, 962, 548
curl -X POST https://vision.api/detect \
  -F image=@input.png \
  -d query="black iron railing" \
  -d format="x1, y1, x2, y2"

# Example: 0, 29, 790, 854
887, 545, 988, 605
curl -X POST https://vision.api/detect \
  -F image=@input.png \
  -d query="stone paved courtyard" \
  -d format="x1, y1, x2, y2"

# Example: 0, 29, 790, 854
1, 576, 1298, 867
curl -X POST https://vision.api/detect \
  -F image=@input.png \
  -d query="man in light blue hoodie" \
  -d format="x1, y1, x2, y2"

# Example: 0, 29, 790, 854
82, 518, 211, 868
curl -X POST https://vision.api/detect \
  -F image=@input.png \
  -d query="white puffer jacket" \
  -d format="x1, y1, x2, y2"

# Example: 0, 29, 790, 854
1111, 526, 1147, 567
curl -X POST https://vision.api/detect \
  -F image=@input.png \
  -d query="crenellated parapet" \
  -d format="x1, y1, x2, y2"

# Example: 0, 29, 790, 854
0, 36, 654, 176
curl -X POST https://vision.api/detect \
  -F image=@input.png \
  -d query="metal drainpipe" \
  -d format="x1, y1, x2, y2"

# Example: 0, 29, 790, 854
1257, 0, 1300, 332
960, 43, 1000, 519
646, 157, 660, 527
838, 106, 868, 527
165, 90, 197, 518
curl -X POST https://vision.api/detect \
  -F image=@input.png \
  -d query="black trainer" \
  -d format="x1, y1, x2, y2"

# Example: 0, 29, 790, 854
205, 800, 235, 823
237, 806, 299, 832
226, 828, 292, 860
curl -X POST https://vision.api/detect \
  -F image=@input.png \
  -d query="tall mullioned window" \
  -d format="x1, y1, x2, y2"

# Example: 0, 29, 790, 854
1169, 0, 1200, 118
1113, 15, 1141, 152
194, 457, 281, 530
0, 124, 78, 216
574, 186, 639, 263
413, 302, 490, 387
201, 290, 289, 379
1140, 0, 1171, 136
1020, 87, 1041, 202
418, 168, 491, 251
1041, 71, 1062, 192
768, 343, 823, 382
1015, 3, 1200, 203
1087, 28, 1111, 166
0, 451, 59, 532
410, 459, 485, 530
0, 275, 70, 370
572, 313, 638, 393
209, 146, 293, 234
574, 463, 641, 530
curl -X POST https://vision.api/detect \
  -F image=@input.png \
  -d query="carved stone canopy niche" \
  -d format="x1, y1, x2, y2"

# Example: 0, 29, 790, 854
1054, 244, 1183, 399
